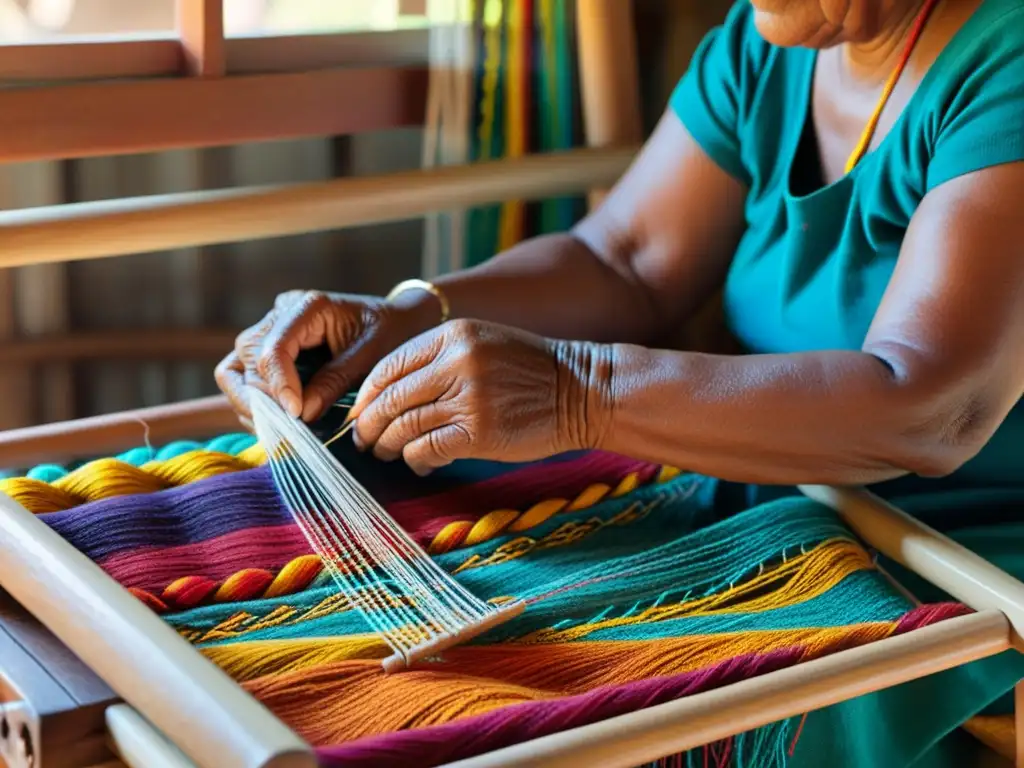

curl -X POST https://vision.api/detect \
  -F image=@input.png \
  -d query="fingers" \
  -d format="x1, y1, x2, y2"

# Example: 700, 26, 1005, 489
214, 351, 252, 421
366, 401, 450, 462
352, 366, 451, 455
258, 293, 336, 418
403, 425, 473, 476
350, 328, 446, 421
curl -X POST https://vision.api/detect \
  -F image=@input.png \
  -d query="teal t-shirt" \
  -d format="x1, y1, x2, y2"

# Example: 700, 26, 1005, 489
668, 5, 1024, 766
670, 0, 1024, 490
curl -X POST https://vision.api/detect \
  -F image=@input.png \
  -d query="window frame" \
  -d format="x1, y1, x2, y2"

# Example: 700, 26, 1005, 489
0, 0, 431, 163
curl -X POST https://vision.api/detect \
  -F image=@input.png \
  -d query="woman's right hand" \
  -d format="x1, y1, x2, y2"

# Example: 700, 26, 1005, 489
215, 289, 438, 426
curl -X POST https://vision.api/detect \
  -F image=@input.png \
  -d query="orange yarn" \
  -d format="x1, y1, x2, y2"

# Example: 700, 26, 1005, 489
234, 621, 900, 747
127, 463, 682, 614
427, 465, 681, 554
135, 554, 323, 612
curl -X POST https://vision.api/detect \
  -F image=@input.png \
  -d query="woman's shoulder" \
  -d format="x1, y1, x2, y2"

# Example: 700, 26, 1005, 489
920, 0, 1024, 191
935, 0, 1024, 72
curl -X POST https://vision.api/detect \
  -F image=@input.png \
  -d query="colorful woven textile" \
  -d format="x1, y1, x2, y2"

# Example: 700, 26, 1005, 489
25, 434, 969, 767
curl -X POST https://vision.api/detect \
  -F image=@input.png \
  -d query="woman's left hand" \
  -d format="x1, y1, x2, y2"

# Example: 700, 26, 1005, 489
347, 319, 609, 475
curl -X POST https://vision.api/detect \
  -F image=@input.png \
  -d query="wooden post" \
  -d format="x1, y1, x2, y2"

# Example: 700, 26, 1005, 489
575, 0, 643, 208
177, 0, 226, 77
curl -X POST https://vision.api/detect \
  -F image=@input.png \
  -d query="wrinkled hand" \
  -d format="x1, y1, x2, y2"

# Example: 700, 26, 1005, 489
216, 290, 429, 426
348, 319, 611, 475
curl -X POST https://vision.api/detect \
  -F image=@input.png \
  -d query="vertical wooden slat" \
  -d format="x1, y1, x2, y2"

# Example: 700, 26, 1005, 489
575, 0, 643, 208
175, 0, 224, 407
177, 0, 226, 78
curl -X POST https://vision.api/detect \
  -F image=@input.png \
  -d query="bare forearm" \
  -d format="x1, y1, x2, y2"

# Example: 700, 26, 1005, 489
429, 233, 664, 343
581, 344, 983, 486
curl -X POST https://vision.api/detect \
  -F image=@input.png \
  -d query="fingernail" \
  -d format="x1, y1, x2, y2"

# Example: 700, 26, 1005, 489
352, 427, 366, 452
304, 393, 323, 422
280, 390, 301, 419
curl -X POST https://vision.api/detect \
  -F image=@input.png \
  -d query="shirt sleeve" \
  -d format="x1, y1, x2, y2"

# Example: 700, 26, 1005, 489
668, 1, 763, 186
925, 9, 1024, 192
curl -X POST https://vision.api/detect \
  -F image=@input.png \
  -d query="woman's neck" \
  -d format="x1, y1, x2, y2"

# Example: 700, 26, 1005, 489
843, 0, 929, 82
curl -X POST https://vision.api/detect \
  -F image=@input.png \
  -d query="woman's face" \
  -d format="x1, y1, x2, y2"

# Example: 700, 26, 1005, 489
750, 0, 907, 48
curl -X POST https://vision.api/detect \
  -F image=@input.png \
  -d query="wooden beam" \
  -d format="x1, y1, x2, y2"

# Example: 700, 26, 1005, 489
0, 66, 428, 164
0, 37, 182, 82
0, 30, 430, 83
0, 328, 238, 365
442, 610, 1009, 768
226, 29, 429, 74
801, 484, 1024, 650
0, 146, 636, 267
0, 396, 238, 468
177, 0, 226, 77
576, 0, 643, 208
107, 704, 197, 768
0, 590, 119, 767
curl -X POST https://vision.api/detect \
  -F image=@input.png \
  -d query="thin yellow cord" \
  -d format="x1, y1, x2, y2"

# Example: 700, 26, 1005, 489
844, 0, 939, 173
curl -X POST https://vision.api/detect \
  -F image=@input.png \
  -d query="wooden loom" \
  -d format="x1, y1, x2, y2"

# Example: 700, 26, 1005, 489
0, 1, 1021, 767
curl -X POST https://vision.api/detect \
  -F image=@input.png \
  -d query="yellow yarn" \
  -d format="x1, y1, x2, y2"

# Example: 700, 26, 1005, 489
203, 635, 389, 682
519, 538, 871, 643
428, 467, 682, 554
2, 444, 266, 514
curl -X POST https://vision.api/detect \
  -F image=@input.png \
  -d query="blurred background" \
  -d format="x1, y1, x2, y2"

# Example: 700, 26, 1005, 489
0, 0, 731, 428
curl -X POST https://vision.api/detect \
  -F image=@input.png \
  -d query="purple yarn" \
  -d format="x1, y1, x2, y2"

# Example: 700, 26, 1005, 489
316, 648, 805, 767
38, 449, 654, 564
40, 468, 288, 561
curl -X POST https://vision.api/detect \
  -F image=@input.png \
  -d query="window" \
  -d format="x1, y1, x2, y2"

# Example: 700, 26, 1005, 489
0, 0, 176, 42
0, 0, 431, 45
223, 0, 429, 36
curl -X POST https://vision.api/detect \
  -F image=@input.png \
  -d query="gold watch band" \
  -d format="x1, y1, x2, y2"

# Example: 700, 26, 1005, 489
385, 278, 450, 324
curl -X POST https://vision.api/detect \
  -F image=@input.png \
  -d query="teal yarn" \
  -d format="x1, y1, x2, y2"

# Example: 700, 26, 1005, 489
27, 464, 70, 482
27, 432, 258, 480
133, 433, 257, 463
583, 573, 911, 641
171, 484, 905, 651
118, 446, 158, 465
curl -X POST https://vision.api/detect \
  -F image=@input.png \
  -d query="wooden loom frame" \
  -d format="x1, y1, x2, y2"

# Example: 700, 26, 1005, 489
0, 422, 1022, 768
1, 1, 1021, 767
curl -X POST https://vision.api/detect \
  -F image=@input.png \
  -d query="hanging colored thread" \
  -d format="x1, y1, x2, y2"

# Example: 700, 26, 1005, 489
844, 0, 940, 173
497, 0, 532, 251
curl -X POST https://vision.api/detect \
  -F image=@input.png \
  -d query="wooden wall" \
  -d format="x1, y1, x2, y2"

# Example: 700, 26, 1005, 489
0, 0, 732, 428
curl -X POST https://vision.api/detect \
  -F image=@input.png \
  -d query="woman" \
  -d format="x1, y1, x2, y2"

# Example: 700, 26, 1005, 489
218, 0, 1024, 765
